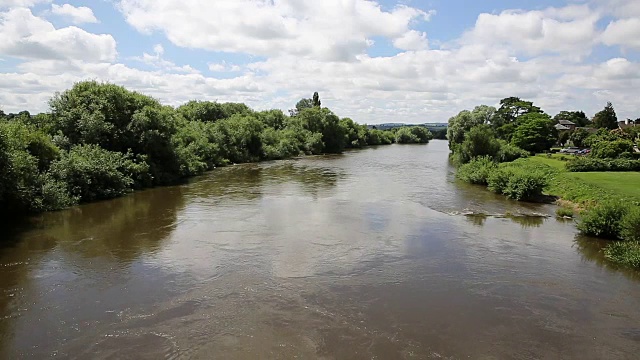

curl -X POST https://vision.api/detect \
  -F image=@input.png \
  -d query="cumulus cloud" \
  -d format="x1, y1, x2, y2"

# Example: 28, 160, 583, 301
2, 1, 640, 124
117, 0, 432, 61
51, 3, 98, 24
0, 0, 51, 8
0, 8, 116, 62
460, 5, 599, 57
601, 18, 640, 49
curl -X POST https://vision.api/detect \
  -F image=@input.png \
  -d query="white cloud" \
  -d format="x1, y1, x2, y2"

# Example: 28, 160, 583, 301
0, 8, 116, 62
601, 18, 640, 49
0, 0, 51, 8
51, 3, 98, 24
132, 44, 199, 74
118, 0, 432, 61
2, 1, 640, 124
461, 5, 599, 57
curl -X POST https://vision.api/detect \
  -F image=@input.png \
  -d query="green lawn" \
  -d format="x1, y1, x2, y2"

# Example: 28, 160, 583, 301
522, 155, 640, 206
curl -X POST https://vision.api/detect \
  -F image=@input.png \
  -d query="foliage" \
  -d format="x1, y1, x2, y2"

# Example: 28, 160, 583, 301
49, 144, 150, 203
556, 207, 574, 218
395, 126, 432, 144
592, 102, 618, 130
495, 140, 528, 162
604, 241, 640, 268
455, 156, 496, 185
487, 165, 548, 201
569, 128, 590, 147
620, 206, 640, 242
554, 110, 590, 127
493, 97, 542, 128
447, 109, 486, 149
454, 125, 501, 164
577, 201, 629, 239
510, 113, 557, 153
565, 157, 640, 172
176, 100, 227, 123
590, 139, 634, 159
312, 92, 321, 107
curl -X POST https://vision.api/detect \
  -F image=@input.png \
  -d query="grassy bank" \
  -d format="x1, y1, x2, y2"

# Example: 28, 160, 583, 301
519, 155, 640, 269
524, 155, 640, 207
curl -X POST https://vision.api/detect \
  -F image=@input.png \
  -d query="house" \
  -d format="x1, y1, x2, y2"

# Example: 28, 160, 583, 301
618, 119, 640, 130
558, 119, 576, 130
555, 124, 570, 131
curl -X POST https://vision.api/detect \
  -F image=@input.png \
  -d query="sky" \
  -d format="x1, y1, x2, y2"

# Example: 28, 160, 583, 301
0, 0, 639, 124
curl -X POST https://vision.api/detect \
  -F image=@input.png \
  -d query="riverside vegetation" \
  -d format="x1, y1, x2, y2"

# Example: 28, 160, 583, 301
449, 97, 640, 269
0, 81, 432, 218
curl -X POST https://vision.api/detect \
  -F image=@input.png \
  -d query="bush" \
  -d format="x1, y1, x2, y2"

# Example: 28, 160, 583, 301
577, 201, 630, 239
566, 157, 640, 172
620, 206, 640, 242
49, 144, 151, 202
456, 156, 497, 185
556, 207, 574, 218
497, 141, 529, 163
487, 167, 548, 201
454, 125, 501, 164
604, 241, 640, 268
591, 139, 634, 159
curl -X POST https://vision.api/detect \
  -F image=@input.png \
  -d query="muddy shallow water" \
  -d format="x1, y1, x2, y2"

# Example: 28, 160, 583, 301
1, 140, 639, 359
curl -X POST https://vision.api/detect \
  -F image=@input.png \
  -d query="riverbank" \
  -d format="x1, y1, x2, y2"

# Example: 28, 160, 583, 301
524, 155, 640, 208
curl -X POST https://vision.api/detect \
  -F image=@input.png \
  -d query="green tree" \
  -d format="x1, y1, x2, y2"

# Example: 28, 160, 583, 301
570, 128, 590, 147
455, 125, 501, 164
510, 113, 557, 153
289, 98, 313, 116
177, 100, 227, 123
447, 110, 484, 149
312, 92, 321, 107
494, 97, 542, 128
592, 102, 618, 130
554, 111, 590, 127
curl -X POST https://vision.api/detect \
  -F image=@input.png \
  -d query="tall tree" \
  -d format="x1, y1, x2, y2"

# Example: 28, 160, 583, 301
312, 92, 321, 107
494, 97, 542, 127
553, 111, 590, 127
592, 102, 618, 130
511, 113, 557, 153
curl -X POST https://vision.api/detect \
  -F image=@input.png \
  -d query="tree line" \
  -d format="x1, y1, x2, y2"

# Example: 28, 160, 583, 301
0, 81, 433, 217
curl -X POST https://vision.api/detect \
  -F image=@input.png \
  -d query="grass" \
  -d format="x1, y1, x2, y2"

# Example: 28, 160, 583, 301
525, 155, 640, 207
556, 207, 574, 218
524, 155, 640, 270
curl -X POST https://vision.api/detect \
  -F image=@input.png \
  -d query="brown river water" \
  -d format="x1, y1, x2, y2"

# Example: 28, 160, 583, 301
1, 140, 639, 359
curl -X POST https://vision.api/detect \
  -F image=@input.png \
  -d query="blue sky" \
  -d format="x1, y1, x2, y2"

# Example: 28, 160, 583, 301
1, 0, 640, 123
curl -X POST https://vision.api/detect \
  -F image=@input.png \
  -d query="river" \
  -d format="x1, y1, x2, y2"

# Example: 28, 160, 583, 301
1, 140, 639, 359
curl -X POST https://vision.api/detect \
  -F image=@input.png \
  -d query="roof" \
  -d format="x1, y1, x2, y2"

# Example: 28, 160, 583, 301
558, 120, 576, 125
555, 124, 570, 130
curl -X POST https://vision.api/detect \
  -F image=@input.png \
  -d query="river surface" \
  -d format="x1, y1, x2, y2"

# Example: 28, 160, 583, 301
1, 140, 639, 359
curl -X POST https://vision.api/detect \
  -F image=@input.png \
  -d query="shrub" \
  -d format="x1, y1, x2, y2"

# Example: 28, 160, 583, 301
620, 206, 640, 242
497, 141, 529, 163
577, 201, 630, 239
591, 139, 634, 159
566, 157, 640, 172
604, 241, 640, 268
49, 144, 151, 202
456, 156, 496, 185
556, 207, 574, 218
487, 167, 548, 201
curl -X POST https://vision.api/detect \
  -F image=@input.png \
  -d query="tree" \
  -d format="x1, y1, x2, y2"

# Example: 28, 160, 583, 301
494, 97, 542, 128
593, 102, 618, 130
312, 92, 321, 107
289, 98, 313, 116
177, 100, 227, 123
570, 128, 590, 147
554, 111, 590, 127
471, 105, 497, 124
447, 110, 484, 149
510, 113, 557, 153
455, 125, 501, 164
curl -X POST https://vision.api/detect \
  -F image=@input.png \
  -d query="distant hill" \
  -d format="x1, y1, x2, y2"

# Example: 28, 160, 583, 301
368, 123, 447, 131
